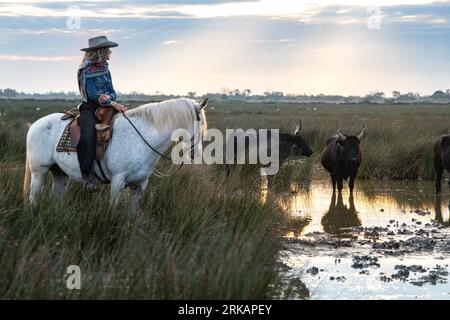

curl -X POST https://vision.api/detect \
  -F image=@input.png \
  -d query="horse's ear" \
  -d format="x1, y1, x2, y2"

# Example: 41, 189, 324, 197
199, 98, 209, 110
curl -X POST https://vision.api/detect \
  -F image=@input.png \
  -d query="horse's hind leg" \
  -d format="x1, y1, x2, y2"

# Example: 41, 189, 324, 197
50, 164, 69, 201
29, 169, 48, 207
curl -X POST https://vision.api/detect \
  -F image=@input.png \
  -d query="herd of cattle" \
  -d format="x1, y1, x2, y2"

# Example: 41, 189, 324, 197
275, 125, 450, 195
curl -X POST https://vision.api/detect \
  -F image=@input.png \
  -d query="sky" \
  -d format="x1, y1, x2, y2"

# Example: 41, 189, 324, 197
0, 0, 449, 96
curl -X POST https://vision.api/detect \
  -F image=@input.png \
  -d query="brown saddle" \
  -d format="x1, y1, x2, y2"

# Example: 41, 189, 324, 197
56, 106, 118, 160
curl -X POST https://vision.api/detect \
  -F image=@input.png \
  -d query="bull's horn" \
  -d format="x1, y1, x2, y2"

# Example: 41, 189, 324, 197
358, 128, 365, 140
336, 129, 345, 140
293, 119, 303, 135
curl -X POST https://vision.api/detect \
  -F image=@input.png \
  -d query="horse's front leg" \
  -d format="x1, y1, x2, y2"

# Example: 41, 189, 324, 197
110, 175, 126, 207
129, 179, 149, 216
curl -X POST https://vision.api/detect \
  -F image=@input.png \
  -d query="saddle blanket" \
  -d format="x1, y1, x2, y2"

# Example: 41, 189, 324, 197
56, 120, 77, 153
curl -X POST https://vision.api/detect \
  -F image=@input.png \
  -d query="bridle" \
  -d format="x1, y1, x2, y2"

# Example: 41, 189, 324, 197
95, 103, 203, 182
189, 106, 202, 160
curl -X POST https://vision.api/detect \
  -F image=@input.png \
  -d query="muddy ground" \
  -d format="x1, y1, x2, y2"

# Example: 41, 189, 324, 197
277, 204, 450, 299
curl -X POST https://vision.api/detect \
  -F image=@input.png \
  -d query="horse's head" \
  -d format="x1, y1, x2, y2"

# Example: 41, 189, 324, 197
195, 98, 208, 137
191, 98, 208, 159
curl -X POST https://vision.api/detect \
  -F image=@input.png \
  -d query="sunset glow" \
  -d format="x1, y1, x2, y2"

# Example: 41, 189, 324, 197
0, 0, 449, 95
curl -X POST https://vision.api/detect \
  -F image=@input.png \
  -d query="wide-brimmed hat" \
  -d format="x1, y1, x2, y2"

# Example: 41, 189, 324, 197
81, 36, 118, 52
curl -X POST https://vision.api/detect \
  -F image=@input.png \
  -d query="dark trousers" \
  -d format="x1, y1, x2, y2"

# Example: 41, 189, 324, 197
76, 101, 98, 175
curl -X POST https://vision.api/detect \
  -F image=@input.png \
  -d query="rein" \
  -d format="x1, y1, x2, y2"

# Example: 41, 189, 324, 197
121, 111, 172, 161
119, 106, 201, 176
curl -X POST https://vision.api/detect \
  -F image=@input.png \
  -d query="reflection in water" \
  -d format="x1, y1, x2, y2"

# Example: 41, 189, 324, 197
321, 192, 361, 236
271, 177, 450, 300
263, 179, 450, 236
435, 197, 450, 227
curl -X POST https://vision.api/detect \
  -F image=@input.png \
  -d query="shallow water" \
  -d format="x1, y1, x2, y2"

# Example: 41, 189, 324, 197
287, 255, 450, 300
281, 179, 450, 236
268, 174, 450, 300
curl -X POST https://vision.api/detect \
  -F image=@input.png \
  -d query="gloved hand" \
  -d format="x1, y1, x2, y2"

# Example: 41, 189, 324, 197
111, 101, 128, 113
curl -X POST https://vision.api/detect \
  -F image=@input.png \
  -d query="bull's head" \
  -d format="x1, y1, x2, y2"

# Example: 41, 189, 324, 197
289, 120, 314, 157
336, 128, 364, 164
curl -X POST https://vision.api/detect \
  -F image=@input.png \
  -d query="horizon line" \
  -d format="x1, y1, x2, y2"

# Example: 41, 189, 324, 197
0, 88, 449, 99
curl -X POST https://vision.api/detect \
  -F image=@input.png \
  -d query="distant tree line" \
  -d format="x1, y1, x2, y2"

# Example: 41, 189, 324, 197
0, 88, 19, 97
2, 87, 450, 104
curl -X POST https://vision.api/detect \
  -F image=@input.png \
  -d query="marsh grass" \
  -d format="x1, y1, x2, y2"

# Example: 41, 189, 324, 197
1, 99, 448, 180
0, 165, 285, 299
0, 99, 449, 299
207, 101, 450, 180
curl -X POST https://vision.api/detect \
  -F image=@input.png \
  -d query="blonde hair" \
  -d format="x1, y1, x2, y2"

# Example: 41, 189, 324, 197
82, 47, 111, 63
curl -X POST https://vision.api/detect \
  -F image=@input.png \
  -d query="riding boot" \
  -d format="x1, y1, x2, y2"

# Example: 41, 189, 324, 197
82, 172, 100, 193
77, 101, 101, 193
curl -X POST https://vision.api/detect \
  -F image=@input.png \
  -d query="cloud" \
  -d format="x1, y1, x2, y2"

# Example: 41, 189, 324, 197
0, 0, 449, 96
161, 39, 182, 45
430, 18, 447, 24
337, 18, 361, 24
247, 38, 296, 47
0, 0, 441, 20
0, 54, 79, 61
398, 14, 427, 20
0, 3, 188, 19
0, 27, 121, 35
279, 38, 295, 42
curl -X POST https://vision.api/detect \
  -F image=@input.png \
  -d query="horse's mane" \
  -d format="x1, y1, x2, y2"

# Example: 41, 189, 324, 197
126, 98, 197, 131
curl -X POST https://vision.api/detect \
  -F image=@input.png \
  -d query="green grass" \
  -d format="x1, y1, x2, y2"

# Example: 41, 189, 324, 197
1, 99, 448, 180
0, 165, 285, 299
0, 99, 449, 299
205, 101, 449, 180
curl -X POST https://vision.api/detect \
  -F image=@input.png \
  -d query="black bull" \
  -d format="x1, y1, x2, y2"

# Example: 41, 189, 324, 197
225, 122, 313, 176
434, 134, 450, 194
321, 129, 364, 192
321, 192, 361, 235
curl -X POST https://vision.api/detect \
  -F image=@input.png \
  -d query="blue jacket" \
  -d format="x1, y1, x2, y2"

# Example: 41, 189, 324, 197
77, 60, 117, 106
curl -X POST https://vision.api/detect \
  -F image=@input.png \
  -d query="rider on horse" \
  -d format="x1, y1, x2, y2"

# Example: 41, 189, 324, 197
77, 36, 128, 192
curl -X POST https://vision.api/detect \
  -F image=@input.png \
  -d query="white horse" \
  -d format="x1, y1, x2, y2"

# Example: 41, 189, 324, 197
23, 98, 208, 212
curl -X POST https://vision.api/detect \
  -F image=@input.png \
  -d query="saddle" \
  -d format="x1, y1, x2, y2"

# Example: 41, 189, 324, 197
57, 105, 118, 160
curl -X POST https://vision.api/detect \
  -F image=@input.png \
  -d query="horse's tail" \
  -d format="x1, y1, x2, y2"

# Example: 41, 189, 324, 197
23, 149, 31, 202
